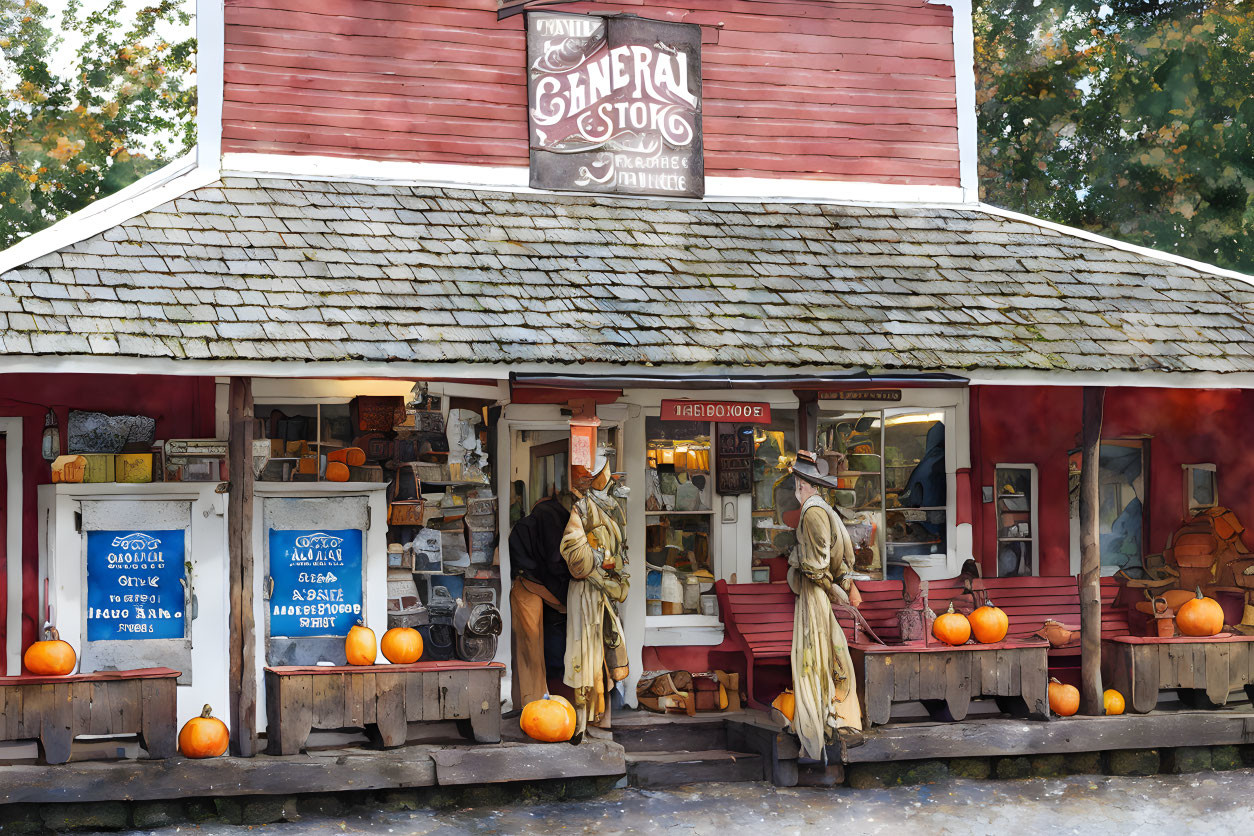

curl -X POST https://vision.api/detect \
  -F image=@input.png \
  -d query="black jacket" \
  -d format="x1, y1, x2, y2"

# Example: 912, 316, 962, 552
508, 497, 572, 604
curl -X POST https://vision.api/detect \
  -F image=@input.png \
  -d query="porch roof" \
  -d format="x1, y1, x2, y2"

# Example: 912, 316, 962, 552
1, 175, 1253, 375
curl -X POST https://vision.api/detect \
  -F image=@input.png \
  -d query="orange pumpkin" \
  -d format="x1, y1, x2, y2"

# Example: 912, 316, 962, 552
1177, 586, 1224, 637
969, 600, 1010, 644
520, 695, 576, 742
1103, 688, 1125, 716
771, 689, 795, 723
380, 627, 423, 664
1048, 677, 1080, 717
932, 602, 971, 646
345, 620, 377, 666
24, 625, 76, 676
178, 705, 230, 758
549, 693, 577, 733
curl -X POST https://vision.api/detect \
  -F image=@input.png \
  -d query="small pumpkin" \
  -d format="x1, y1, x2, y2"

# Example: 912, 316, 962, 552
520, 694, 576, 742
178, 704, 229, 758
24, 625, 76, 676
1048, 677, 1080, 717
380, 626, 424, 664
1103, 688, 1126, 716
345, 620, 377, 666
771, 689, 795, 723
969, 600, 1010, 644
932, 602, 972, 646
1177, 586, 1224, 637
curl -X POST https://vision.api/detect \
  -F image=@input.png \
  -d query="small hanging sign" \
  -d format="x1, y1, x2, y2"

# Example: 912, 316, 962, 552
661, 400, 772, 423
86, 530, 185, 641
817, 389, 903, 402
715, 423, 754, 495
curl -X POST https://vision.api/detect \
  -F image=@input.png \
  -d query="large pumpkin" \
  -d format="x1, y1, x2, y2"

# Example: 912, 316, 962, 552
1103, 689, 1126, 716
179, 705, 230, 758
520, 695, 576, 742
932, 603, 971, 646
380, 627, 424, 664
771, 690, 795, 723
1177, 586, 1224, 637
345, 621, 377, 666
1048, 677, 1080, 717
969, 600, 1010, 644
24, 626, 76, 676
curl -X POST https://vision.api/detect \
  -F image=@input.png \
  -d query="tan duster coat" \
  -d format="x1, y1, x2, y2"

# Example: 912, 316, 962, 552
559, 490, 628, 734
787, 494, 862, 759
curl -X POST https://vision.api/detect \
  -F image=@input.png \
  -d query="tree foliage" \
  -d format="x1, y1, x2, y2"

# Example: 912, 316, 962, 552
0, 0, 195, 248
976, 0, 1254, 272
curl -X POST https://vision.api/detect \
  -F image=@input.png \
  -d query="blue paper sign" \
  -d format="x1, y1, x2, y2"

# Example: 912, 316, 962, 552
268, 529, 363, 638
86, 530, 186, 641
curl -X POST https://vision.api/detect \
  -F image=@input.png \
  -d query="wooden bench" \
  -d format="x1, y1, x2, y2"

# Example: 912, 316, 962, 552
0, 667, 178, 764
265, 660, 503, 755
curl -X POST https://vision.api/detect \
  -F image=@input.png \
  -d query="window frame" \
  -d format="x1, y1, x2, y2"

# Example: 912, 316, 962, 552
992, 462, 1039, 577
1183, 463, 1218, 515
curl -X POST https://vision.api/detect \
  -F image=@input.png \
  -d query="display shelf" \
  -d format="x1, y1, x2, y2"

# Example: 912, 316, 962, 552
646, 509, 714, 516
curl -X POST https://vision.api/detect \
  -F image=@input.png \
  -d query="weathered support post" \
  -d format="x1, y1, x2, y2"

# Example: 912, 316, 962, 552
1079, 386, 1105, 715
227, 377, 258, 755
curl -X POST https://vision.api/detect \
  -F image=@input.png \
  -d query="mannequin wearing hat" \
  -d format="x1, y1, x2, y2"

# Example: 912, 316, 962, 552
786, 451, 863, 760
559, 451, 630, 739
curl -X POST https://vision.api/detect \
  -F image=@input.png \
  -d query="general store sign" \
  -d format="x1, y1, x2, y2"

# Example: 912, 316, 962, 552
268, 529, 363, 638
818, 389, 903, 402
661, 400, 771, 423
526, 12, 704, 198
86, 530, 185, 640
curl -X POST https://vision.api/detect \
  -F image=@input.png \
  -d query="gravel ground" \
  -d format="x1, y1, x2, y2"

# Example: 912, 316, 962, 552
120, 770, 1254, 836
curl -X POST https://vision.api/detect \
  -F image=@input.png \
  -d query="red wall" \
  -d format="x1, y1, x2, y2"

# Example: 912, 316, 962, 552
972, 386, 1254, 577
0, 375, 215, 666
222, 0, 960, 186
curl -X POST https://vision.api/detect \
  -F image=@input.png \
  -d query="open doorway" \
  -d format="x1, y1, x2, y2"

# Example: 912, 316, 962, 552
507, 424, 620, 710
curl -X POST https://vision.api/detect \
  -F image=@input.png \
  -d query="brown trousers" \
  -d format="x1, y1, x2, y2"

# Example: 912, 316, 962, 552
510, 578, 565, 708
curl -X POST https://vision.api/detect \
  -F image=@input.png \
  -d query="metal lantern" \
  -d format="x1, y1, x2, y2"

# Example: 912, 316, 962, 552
41, 409, 60, 462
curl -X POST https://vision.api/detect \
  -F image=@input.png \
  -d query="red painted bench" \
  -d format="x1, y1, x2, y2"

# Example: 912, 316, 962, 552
0, 668, 178, 764
715, 575, 1134, 725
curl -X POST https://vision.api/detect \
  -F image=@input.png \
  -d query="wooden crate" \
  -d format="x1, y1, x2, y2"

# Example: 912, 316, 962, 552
265, 660, 504, 755
1102, 634, 1254, 713
0, 667, 178, 764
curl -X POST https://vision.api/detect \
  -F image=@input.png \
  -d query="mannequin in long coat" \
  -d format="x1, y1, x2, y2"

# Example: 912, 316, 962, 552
787, 452, 863, 760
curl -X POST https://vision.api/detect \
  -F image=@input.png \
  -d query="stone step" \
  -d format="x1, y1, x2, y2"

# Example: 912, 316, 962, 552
612, 719, 727, 753
625, 749, 765, 788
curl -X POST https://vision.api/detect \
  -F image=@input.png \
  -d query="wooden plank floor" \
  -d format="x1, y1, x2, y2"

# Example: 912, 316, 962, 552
0, 739, 625, 805
848, 708, 1254, 763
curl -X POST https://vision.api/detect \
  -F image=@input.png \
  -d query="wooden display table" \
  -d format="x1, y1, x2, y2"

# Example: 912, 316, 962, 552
265, 660, 504, 755
850, 639, 1050, 726
0, 667, 178, 764
1102, 633, 1254, 713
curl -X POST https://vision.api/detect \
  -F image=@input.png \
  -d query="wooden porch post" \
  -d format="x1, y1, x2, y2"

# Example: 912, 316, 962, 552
1079, 386, 1105, 715
227, 377, 258, 755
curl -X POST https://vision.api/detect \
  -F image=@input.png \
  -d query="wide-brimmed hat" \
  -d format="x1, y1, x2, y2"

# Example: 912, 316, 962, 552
790, 450, 842, 490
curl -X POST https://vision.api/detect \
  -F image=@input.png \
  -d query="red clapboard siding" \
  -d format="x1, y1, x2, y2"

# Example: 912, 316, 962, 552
222, 0, 961, 186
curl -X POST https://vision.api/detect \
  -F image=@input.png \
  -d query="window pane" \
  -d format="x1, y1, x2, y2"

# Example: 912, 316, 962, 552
887, 508, 947, 567
817, 411, 884, 577
645, 514, 713, 615
1191, 468, 1216, 508
747, 414, 798, 570
884, 412, 946, 510
645, 417, 711, 512
997, 540, 1033, 578
995, 467, 1032, 540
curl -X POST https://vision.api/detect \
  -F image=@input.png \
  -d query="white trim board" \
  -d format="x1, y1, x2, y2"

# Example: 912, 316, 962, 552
195, 0, 225, 176
0, 155, 215, 275
0, 354, 1253, 390
1, 417, 22, 675
930, 0, 978, 199
220, 152, 968, 207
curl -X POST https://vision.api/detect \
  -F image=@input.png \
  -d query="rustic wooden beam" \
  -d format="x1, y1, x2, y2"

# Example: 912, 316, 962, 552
227, 377, 257, 756
1079, 386, 1105, 715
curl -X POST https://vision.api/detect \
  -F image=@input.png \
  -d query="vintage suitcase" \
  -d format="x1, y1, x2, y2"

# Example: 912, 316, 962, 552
388, 465, 426, 527
115, 453, 154, 483
354, 396, 405, 433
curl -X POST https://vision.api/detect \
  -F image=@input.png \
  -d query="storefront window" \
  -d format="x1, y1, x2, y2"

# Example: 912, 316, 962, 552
646, 418, 713, 615
749, 414, 798, 577
995, 465, 1036, 577
816, 409, 949, 579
